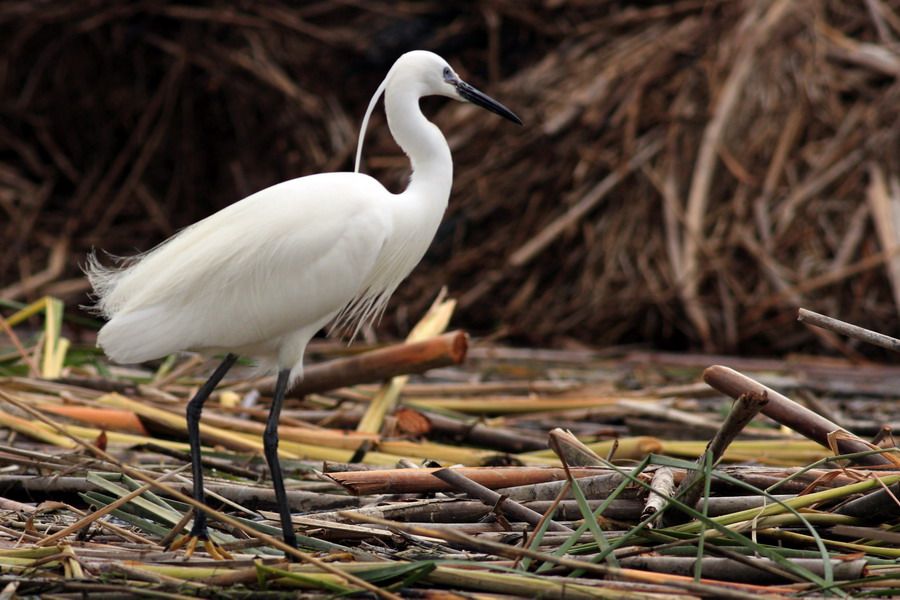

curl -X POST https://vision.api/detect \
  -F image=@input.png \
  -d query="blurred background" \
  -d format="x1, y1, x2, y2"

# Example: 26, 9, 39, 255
2, 0, 899, 356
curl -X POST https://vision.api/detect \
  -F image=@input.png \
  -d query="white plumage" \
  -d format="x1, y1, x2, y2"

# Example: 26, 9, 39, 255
86, 49, 520, 557
88, 50, 519, 381
89, 172, 423, 378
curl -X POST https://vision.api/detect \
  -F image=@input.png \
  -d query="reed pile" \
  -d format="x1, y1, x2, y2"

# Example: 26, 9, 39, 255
2, 1, 900, 352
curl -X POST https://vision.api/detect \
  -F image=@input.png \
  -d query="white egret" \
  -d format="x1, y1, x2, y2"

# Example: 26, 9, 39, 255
86, 50, 521, 558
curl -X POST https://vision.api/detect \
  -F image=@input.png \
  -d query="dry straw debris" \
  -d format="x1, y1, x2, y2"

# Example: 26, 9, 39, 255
2, 333, 900, 596
2, 1, 900, 353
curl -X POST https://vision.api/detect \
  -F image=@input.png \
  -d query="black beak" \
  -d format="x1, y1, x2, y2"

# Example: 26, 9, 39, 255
456, 80, 522, 125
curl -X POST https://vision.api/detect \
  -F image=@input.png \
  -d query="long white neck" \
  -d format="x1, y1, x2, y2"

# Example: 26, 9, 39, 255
384, 84, 453, 204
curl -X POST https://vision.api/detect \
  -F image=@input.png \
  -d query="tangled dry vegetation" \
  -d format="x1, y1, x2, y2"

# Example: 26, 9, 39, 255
2, 1, 900, 352
4, 323, 900, 597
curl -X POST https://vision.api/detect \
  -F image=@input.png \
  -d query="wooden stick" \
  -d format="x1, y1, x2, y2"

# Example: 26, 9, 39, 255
663, 391, 768, 525
399, 408, 547, 452
0, 474, 358, 512
703, 365, 892, 467
327, 466, 615, 496
798, 307, 900, 352
432, 468, 573, 533
498, 472, 630, 502
255, 330, 468, 397
642, 467, 675, 525
547, 428, 605, 466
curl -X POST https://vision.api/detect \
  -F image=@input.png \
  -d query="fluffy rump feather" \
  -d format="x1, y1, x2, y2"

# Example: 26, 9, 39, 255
84, 246, 159, 319
84, 250, 117, 317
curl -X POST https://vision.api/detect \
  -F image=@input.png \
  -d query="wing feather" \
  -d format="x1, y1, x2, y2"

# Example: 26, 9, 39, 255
88, 173, 394, 363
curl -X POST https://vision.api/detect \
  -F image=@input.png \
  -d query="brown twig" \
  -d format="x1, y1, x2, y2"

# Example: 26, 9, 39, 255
250, 331, 468, 397
798, 307, 900, 353
432, 467, 573, 533
327, 466, 612, 496
702, 365, 894, 467
664, 390, 769, 525
0, 313, 40, 376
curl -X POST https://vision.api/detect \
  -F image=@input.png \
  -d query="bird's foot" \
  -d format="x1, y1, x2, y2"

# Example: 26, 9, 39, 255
169, 531, 233, 560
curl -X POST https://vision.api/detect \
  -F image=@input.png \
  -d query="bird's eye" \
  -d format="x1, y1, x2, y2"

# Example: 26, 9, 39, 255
442, 67, 453, 81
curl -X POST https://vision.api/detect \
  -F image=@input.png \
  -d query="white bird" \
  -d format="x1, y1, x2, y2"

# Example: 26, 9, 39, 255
86, 50, 521, 558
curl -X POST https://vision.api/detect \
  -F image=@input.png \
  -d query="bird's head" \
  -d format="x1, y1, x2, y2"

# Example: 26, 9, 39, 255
354, 50, 521, 173
391, 50, 522, 125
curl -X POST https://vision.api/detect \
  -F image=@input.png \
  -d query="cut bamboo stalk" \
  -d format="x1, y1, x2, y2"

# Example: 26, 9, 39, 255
32, 422, 194, 452
328, 467, 617, 495
0, 409, 79, 448
672, 474, 900, 535
253, 330, 467, 398
41, 296, 68, 379
398, 408, 547, 452
0, 390, 398, 598
316, 497, 642, 524
217, 428, 413, 465
836, 477, 900, 521
344, 512, 780, 599
702, 365, 894, 467
0, 474, 357, 513
660, 439, 837, 465
433, 467, 573, 532
498, 472, 634, 502
37, 403, 149, 435
771, 529, 900, 559
427, 566, 620, 600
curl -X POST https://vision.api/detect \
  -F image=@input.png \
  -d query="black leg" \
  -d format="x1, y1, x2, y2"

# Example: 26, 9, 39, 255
264, 368, 298, 555
186, 353, 238, 539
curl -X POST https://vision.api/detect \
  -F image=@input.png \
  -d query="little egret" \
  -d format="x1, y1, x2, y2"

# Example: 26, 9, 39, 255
86, 50, 521, 558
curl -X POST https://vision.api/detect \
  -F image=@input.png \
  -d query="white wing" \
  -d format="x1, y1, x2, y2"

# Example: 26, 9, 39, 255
89, 172, 395, 364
